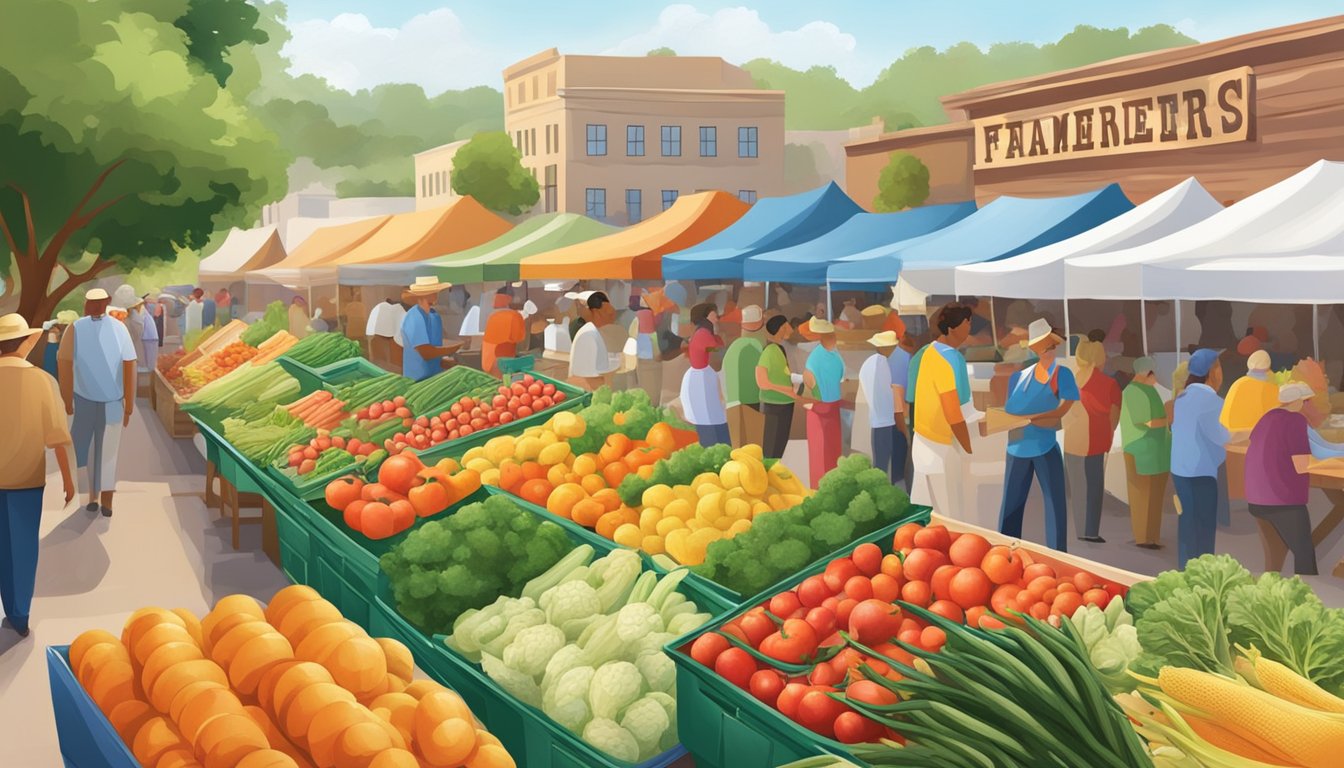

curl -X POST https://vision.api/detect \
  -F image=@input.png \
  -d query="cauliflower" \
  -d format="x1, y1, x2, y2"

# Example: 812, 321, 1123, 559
620, 696, 671, 760
503, 624, 567, 679
635, 650, 676, 694
543, 664, 595, 733
643, 692, 679, 751
582, 718, 640, 763
635, 632, 676, 658
477, 606, 546, 659
544, 580, 602, 628
541, 644, 587, 691
666, 611, 711, 637
482, 652, 543, 708
615, 602, 663, 643
589, 660, 643, 720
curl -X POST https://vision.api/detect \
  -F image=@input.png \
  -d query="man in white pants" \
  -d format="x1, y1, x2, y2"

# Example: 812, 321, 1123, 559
58, 288, 137, 517
910, 304, 976, 514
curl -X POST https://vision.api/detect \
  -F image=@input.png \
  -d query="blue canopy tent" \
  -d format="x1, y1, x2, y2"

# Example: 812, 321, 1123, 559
660, 182, 863, 280
825, 184, 1134, 296
739, 201, 976, 285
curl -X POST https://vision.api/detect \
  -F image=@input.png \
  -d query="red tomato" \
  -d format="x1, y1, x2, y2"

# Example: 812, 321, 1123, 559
797, 689, 847, 738
900, 580, 931, 608
948, 568, 994, 610
689, 633, 729, 667
980, 546, 1024, 585
714, 648, 757, 689
897, 627, 922, 646
892, 522, 922, 551
820, 596, 840, 615
870, 574, 901, 603
927, 600, 964, 624
804, 606, 837, 639
499, 412, 514, 424
912, 525, 951, 552
719, 623, 748, 643
930, 564, 961, 601
850, 543, 883, 577
901, 548, 948, 583
1082, 588, 1111, 607
1028, 602, 1050, 620
492, 395, 508, 408
880, 554, 903, 580
759, 619, 819, 664
798, 575, 831, 608
808, 662, 843, 687
823, 558, 861, 592
342, 499, 368, 532
844, 576, 874, 602
948, 533, 992, 567
835, 598, 858, 627
919, 626, 947, 651
847, 599, 903, 645
833, 711, 882, 744
739, 609, 774, 647
1051, 592, 1084, 618
769, 592, 803, 619
1073, 571, 1102, 592
776, 683, 811, 721
1023, 563, 1057, 583
748, 669, 785, 707
517, 406, 533, 418
844, 679, 898, 708
979, 613, 1008, 630
325, 476, 364, 511
964, 605, 988, 628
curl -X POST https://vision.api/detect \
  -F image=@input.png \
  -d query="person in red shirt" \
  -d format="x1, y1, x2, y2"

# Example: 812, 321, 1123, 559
1062, 338, 1122, 543
481, 289, 525, 375
679, 303, 728, 446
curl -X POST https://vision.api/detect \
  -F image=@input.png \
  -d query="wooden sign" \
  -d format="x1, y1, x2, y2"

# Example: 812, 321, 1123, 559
973, 67, 1254, 169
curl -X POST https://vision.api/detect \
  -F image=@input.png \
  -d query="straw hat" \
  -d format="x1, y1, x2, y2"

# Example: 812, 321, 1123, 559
0, 313, 42, 343
740, 305, 763, 325
56, 310, 79, 326
1279, 381, 1314, 404
407, 276, 452, 296
85, 288, 109, 301
860, 305, 887, 317
1022, 318, 1063, 348
867, 331, 900, 348
809, 317, 835, 334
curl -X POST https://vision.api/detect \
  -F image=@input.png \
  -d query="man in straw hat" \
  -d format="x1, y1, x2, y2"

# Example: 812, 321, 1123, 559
0, 314, 75, 636
859, 330, 907, 486
802, 317, 844, 487
1244, 381, 1319, 575
723, 304, 766, 448
58, 288, 137, 517
998, 318, 1078, 552
400, 277, 458, 381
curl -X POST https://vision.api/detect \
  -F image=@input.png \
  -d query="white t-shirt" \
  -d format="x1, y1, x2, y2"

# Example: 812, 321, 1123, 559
859, 353, 895, 429
366, 302, 406, 338
569, 322, 613, 379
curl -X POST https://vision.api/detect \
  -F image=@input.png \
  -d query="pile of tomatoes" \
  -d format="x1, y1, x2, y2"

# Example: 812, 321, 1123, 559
385, 377, 566, 454
684, 521, 1126, 744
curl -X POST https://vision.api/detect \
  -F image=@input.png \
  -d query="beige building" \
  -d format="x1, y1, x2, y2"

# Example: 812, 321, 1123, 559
503, 49, 785, 224
414, 140, 468, 210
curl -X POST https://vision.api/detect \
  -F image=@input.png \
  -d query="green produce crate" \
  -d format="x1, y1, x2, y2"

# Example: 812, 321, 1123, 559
265, 452, 380, 502
663, 506, 932, 768
314, 356, 388, 386
412, 373, 590, 466
194, 420, 265, 496
275, 356, 326, 394
271, 491, 316, 587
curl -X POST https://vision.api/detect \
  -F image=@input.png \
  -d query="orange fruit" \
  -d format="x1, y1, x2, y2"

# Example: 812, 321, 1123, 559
255, 660, 300, 714
579, 474, 607, 495
229, 632, 296, 695
177, 688, 245, 747
277, 600, 343, 646
169, 679, 228, 724
282, 682, 355, 743
270, 662, 334, 717
545, 482, 586, 519
150, 660, 228, 714
202, 613, 263, 656
70, 629, 120, 672
263, 585, 322, 628
321, 636, 388, 699
141, 641, 205, 694
545, 463, 569, 487
571, 454, 600, 477
133, 623, 195, 667
295, 621, 362, 665
77, 641, 129, 686
210, 621, 274, 670
520, 461, 547, 481
367, 748, 419, 768
306, 700, 371, 767
517, 478, 554, 508
401, 680, 447, 700
122, 607, 184, 648
154, 746, 199, 768
375, 638, 413, 682
131, 716, 185, 766
170, 609, 204, 649
193, 712, 268, 768
497, 461, 524, 492
235, 749, 300, 768
637, 465, 654, 480
107, 699, 156, 744
595, 511, 625, 540
570, 498, 605, 528
601, 462, 630, 488
591, 488, 623, 513
87, 660, 137, 714
600, 433, 633, 463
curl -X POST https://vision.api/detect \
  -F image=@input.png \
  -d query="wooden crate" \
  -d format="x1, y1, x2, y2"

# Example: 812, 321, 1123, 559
152, 369, 196, 439
930, 512, 1145, 588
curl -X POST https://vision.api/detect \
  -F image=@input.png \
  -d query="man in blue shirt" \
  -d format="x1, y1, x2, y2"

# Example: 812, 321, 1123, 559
999, 319, 1078, 551
1170, 348, 1231, 568
399, 277, 457, 381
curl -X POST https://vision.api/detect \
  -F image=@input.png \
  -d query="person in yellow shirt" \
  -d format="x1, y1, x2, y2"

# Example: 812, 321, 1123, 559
911, 304, 975, 514
1221, 350, 1278, 434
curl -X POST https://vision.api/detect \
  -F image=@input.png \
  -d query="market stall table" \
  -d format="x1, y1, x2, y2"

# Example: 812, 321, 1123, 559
1226, 442, 1344, 575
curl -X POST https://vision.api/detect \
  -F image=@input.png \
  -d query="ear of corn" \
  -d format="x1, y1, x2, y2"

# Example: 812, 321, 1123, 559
1236, 646, 1344, 714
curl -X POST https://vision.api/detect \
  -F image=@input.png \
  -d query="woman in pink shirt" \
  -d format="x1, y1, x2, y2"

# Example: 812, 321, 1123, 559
679, 303, 729, 446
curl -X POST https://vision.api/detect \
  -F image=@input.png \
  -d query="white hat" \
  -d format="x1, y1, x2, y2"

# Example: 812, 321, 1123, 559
867, 331, 900, 348
740, 305, 763, 324
407, 276, 452, 296
85, 288, 109, 301
0, 313, 42, 343
1023, 317, 1063, 348
1247, 350, 1272, 371
564, 290, 596, 302
1279, 381, 1314, 404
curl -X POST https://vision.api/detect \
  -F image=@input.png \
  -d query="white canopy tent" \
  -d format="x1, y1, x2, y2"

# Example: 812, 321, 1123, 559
1143, 253, 1344, 304
954, 178, 1223, 299
1065, 160, 1344, 300
197, 225, 285, 282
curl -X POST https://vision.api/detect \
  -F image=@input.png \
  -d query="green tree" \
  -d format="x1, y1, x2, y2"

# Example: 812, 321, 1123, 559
174, 0, 268, 86
0, 0, 288, 323
647, 47, 677, 56
873, 153, 930, 212
450, 132, 540, 216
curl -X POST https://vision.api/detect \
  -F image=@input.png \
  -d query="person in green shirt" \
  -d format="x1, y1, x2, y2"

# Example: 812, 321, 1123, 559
724, 305, 765, 449
755, 315, 810, 459
1119, 356, 1171, 549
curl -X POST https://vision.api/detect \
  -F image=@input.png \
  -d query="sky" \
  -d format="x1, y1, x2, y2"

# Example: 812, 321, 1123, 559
271, 1, 1343, 94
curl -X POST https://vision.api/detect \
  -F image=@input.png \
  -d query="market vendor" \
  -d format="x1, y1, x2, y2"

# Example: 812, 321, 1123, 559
1245, 382, 1318, 575
569, 291, 618, 389
481, 288, 526, 376
1221, 349, 1278, 434
998, 319, 1077, 552
399, 277, 456, 382
802, 317, 844, 488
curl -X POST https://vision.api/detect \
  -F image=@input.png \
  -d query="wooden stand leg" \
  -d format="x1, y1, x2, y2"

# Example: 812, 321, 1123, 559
205, 461, 219, 509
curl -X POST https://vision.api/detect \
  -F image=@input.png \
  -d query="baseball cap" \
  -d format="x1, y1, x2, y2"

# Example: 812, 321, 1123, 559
1188, 348, 1221, 378
1279, 381, 1314, 404
1132, 356, 1157, 376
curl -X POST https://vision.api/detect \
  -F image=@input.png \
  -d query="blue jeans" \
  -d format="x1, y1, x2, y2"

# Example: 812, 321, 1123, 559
872, 426, 909, 490
0, 487, 43, 632
1173, 475, 1218, 569
999, 446, 1068, 552
696, 423, 731, 447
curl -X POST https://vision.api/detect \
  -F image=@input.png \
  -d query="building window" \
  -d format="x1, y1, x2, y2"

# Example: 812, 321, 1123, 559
626, 189, 642, 224
553, 123, 560, 153
661, 189, 678, 211
626, 125, 644, 156
586, 124, 607, 156
738, 126, 759, 158
515, 131, 523, 152
738, 189, 757, 204
530, 128, 537, 157
661, 125, 681, 157
547, 71, 556, 96
699, 126, 717, 157
531, 75, 538, 100
517, 82, 525, 104
545, 125, 550, 155
420, 176, 427, 197
585, 188, 607, 220
544, 165, 557, 213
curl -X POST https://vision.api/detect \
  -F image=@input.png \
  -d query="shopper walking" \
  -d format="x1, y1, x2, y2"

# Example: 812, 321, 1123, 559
57, 289, 137, 518
1245, 382, 1318, 575
998, 320, 1078, 552
755, 316, 807, 460
1062, 338, 1121, 543
911, 304, 975, 514
481, 288, 526, 376
1171, 349, 1231, 568
1120, 357, 1170, 549
724, 305, 765, 449
0, 314, 75, 637
399, 277, 455, 382
680, 303, 729, 447
802, 317, 845, 487
135, 296, 159, 374
859, 331, 906, 485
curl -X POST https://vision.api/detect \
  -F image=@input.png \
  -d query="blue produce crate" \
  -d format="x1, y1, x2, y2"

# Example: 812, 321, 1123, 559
47, 646, 137, 768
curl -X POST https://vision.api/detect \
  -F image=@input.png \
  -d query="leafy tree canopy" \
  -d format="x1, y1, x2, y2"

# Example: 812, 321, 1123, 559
450, 132, 540, 216
647, 47, 677, 56
873, 153, 930, 212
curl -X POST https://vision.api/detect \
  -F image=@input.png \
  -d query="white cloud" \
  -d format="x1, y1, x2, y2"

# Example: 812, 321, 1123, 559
281, 9, 500, 94
604, 5, 866, 84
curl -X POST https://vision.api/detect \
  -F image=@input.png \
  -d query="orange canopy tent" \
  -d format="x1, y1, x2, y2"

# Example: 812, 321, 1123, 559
248, 215, 394, 288
519, 191, 750, 280
331, 196, 512, 266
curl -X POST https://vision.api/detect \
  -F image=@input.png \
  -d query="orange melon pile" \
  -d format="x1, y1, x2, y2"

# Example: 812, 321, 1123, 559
70, 586, 514, 768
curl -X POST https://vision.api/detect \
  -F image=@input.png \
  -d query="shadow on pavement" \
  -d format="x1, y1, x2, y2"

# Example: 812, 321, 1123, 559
35, 507, 110, 598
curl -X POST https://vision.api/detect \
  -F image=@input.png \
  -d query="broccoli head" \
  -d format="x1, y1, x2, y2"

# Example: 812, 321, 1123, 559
765, 539, 812, 575
846, 490, 879, 525
816, 470, 859, 502
810, 512, 855, 552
